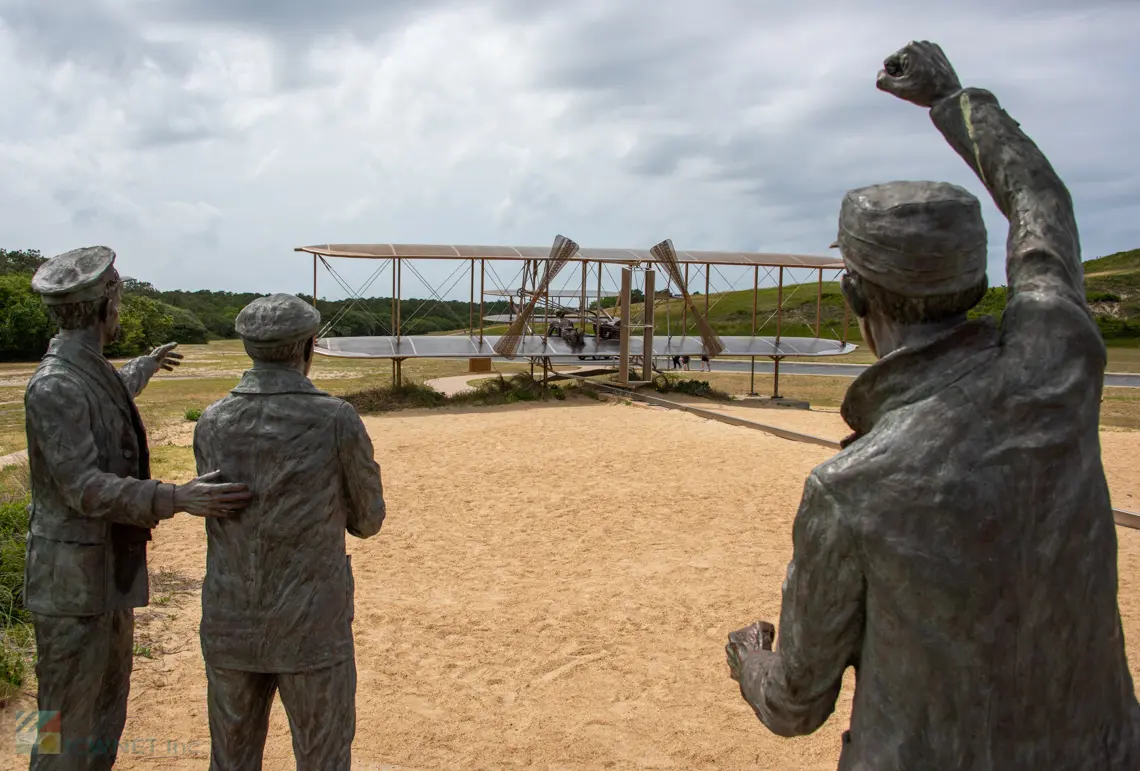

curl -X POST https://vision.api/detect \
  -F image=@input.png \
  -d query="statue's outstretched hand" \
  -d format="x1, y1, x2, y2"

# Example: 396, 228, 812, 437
876, 40, 961, 107
726, 620, 776, 682
149, 342, 183, 372
174, 470, 252, 518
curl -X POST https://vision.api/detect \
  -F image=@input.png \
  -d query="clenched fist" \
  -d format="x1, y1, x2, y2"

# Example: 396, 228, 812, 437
876, 40, 962, 108
726, 620, 776, 683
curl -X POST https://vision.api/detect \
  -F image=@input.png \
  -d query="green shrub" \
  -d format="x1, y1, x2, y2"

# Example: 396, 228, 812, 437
184, 408, 203, 422
1097, 316, 1140, 340
0, 493, 30, 628
341, 382, 448, 414
0, 632, 26, 707
1088, 291, 1122, 303
341, 372, 574, 414
653, 375, 731, 401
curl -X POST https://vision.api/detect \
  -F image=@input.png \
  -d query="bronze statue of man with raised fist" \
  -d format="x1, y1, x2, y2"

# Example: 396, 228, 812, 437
726, 42, 1140, 769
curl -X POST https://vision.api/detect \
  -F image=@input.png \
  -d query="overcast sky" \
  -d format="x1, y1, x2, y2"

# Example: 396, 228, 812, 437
1, 0, 1136, 301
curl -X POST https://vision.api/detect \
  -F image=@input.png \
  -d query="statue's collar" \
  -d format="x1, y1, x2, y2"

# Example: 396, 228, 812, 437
45, 335, 119, 379
231, 367, 327, 396
839, 316, 999, 447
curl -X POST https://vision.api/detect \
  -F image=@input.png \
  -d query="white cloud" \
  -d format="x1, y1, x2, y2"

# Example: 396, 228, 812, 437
0, 0, 1137, 300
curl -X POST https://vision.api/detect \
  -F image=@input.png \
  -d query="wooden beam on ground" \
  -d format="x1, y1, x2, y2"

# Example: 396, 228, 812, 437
618, 267, 632, 386
568, 377, 839, 449
643, 269, 656, 381
1115, 508, 1140, 530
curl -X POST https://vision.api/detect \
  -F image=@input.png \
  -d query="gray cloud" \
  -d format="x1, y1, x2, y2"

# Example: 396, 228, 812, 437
0, 0, 195, 76
0, 0, 1136, 299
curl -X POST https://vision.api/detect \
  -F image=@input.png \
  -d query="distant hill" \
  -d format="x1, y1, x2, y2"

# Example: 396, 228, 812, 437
3, 246, 1139, 362
614, 247, 1140, 344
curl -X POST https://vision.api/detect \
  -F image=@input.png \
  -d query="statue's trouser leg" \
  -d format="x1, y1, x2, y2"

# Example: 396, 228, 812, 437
29, 610, 133, 771
204, 664, 275, 771
276, 658, 357, 771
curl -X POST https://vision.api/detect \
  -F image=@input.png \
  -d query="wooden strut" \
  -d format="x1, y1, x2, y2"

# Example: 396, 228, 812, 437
704, 264, 709, 318
642, 269, 656, 381
816, 268, 823, 337
682, 264, 689, 337
395, 256, 403, 386
595, 262, 602, 340
618, 267, 633, 386
391, 256, 397, 385
479, 259, 485, 344
581, 261, 588, 333
841, 288, 850, 345
773, 266, 784, 399
750, 265, 758, 396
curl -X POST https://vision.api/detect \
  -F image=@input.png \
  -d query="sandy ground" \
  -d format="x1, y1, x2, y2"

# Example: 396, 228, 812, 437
2, 403, 1140, 770
424, 367, 600, 397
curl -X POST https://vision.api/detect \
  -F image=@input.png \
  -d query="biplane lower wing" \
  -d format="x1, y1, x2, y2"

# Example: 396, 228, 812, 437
315, 335, 856, 359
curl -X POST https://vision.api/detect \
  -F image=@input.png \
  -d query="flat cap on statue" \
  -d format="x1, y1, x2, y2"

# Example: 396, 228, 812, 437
234, 293, 321, 345
837, 181, 988, 297
31, 246, 119, 305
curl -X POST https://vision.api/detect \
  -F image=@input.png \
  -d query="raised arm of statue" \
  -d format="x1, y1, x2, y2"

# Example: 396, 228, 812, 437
26, 376, 174, 527
876, 41, 1085, 311
117, 343, 183, 397
336, 402, 386, 539
735, 474, 864, 736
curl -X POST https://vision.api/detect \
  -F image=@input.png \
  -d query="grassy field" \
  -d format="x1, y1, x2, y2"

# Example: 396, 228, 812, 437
2, 336, 1139, 455
0, 340, 528, 455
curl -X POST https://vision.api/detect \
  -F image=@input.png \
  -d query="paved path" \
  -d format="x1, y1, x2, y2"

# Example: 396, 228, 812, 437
474, 357, 1140, 387
425, 366, 601, 396
425, 373, 503, 397
1, 450, 27, 468
680, 359, 1140, 388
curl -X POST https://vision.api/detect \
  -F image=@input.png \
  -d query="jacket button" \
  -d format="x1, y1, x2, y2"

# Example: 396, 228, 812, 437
123, 449, 135, 459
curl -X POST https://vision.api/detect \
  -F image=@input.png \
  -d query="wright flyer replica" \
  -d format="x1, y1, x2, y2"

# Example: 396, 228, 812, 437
295, 237, 857, 396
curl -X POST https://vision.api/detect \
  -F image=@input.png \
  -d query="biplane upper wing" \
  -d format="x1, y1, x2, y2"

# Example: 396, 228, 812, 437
295, 243, 845, 270
315, 335, 856, 360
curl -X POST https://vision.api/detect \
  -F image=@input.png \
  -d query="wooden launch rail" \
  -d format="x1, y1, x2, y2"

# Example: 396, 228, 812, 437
569, 376, 1140, 532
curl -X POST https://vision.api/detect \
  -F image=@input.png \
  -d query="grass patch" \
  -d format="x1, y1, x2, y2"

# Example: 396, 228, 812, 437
342, 382, 448, 413
1102, 387, 1140, 430
0, 461, 31, 706
150, 446, 198, 483
342, 372, 580, 414
652, 375, 733, 401
133, 567, 199, 659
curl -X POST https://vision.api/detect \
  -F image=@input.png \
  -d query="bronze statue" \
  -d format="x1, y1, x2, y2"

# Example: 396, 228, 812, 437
726, 42, 1140, 769
193, 293, 387, 770
23, 246, 252, 768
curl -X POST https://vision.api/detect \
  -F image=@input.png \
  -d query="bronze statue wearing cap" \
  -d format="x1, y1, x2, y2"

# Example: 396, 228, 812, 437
727, 42, 1140, 768
192, 293, 386, 769
23, 246, 253, 767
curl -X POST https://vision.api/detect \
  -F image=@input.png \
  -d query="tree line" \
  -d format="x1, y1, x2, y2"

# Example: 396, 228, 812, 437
0, 248, 509, 362
5, 246, 1137, 362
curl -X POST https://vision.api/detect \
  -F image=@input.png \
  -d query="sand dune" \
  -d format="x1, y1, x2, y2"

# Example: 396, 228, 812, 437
2, 402, 1139, 770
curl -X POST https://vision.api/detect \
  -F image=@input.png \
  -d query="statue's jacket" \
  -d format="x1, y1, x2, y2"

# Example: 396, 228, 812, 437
23, 338, 173, 616
739, 88, 1140, 769
193, 367, 386, 673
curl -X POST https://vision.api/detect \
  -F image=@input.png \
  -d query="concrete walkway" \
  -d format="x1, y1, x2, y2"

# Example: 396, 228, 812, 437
425, 372, 504, 397
424, 366, 600, 397
1, 450, 27, 468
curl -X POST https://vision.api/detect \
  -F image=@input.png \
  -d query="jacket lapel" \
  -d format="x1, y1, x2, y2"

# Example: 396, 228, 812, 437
45, 339, 151, 480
